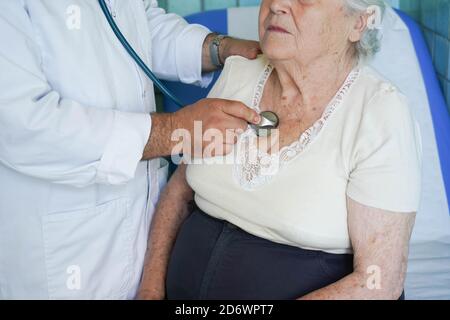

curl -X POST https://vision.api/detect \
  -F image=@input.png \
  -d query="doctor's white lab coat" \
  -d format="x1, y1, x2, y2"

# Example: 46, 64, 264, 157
0, 0, 211, 299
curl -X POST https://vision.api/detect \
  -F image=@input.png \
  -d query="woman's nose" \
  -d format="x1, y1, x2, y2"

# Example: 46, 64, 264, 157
270, 0, 290, 15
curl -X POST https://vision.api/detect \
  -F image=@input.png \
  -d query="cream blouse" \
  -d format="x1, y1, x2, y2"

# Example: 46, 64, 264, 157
186, 55, 422, 254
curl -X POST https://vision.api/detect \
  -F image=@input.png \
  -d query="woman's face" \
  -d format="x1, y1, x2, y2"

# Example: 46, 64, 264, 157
259, 0, 361, 64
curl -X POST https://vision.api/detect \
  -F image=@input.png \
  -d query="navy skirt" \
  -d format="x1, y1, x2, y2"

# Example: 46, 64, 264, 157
166, 207, 403, 300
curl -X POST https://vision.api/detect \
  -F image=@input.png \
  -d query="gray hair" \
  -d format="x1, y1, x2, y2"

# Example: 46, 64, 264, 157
344, 0, 387, 60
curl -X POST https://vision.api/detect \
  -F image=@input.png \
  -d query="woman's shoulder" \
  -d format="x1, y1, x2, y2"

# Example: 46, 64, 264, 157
349, 66, 421, 158
357, 66, 404, 99
208, 55, 269, 100
355, 66, 412, 122
224, 54, 269, 74
221, 54, 270, 87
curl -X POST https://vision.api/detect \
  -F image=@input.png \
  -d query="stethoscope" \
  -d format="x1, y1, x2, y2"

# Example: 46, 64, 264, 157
98, 0, 279, 136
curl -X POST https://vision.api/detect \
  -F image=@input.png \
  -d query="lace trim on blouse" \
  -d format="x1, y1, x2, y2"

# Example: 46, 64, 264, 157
232, 63, 360, 191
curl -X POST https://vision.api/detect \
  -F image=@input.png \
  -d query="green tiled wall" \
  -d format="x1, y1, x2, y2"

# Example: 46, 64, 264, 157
159, 0, 261, 16
399, 0, 421, 20
412, 0, 450, 110
391, 0, 450, 111
159, 0, 401, 17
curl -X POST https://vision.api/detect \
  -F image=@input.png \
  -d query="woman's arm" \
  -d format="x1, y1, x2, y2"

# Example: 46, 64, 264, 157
300, 197, 416, 300
137, 164, 194, 300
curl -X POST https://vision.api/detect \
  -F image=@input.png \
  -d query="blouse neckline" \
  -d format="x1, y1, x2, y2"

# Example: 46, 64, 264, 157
232, 60, 361, 191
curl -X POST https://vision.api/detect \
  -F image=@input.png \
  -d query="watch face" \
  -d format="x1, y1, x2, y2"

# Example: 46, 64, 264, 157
213, 36, 223, 46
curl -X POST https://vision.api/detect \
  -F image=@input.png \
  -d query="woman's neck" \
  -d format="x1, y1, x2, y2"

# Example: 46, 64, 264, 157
270, 52, 357, 112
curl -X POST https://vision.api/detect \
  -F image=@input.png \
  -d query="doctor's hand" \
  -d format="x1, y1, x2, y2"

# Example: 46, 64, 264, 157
142, 99, 260, 160
173, 98, 260, 158
220, 37, 262, 62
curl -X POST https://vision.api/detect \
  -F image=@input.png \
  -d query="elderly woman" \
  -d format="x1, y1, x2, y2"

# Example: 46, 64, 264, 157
138, 0, 422, 300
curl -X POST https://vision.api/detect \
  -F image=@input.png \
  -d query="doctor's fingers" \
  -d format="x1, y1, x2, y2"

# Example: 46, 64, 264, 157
201, 119, 242, 145
212, 115, 251, 142
205, 144, 234, 158
220, 144, 234, 156
218, 100, 261, 125
221, 123, 242, 145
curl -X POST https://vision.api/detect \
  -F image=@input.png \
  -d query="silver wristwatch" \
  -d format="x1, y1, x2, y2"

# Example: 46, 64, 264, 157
209, 33, 227, 68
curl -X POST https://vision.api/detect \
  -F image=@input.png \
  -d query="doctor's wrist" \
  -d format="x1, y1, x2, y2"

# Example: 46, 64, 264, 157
203, 33, 227, 72
219, 36, 232, 65
143, 113, 176, 160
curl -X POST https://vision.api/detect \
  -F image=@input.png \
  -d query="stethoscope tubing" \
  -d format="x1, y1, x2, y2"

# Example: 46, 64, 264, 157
98, 0, 185, 108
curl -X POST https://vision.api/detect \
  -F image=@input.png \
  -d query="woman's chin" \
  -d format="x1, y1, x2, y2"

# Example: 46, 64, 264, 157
261, 43, 296, 62
262, 51, 295, 63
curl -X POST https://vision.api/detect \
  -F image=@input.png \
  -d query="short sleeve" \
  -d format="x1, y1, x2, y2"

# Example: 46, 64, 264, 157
346, 87, 423, 213
206, 55, 266, 101
206, 56, 235, 99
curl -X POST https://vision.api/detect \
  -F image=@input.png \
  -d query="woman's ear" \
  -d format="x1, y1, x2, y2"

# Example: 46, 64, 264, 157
348, 13, 368, 43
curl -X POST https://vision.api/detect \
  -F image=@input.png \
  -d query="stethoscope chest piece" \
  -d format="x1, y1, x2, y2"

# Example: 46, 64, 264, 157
252, 111, 280, 137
